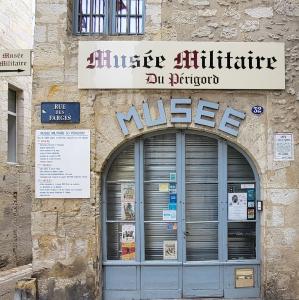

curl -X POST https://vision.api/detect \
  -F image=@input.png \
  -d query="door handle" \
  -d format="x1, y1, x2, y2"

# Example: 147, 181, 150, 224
184, 231, 190, 236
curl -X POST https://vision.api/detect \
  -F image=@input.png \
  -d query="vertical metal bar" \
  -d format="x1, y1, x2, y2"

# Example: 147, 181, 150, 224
137, 0, 139, 33
127, 0, 131, 33
90, 0, 93, 33
178, 131, 186, 264
134, 141, 140, 262
111, 0, 116, 34
178, 130, 185, 297
218, 139, 228, 262
73, 0, 79, 33
139, 139, 145, 262
141, 0, 145, 34
102, 168, 108, 261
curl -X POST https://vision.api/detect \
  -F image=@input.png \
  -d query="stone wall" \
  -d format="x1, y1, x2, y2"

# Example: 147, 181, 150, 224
0, 0, 34, 270
33, 0, 299, 299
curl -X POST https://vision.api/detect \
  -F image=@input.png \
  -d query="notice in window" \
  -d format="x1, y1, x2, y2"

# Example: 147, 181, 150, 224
121, 224, 136, 260
274, 133, 294, 161
163, 240, 177, 260
228, 193, 247, 221
35, 130, 90, 198
121, 183, 135, 221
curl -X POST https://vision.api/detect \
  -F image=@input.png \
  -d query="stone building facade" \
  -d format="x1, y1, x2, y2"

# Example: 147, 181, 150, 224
0, 0, 34, 271
32, 0, 298, 299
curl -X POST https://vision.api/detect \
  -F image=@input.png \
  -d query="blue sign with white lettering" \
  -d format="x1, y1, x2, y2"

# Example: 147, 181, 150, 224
41, 102, 80, 123
169, 193, 177, 203
251, 105, 264, 115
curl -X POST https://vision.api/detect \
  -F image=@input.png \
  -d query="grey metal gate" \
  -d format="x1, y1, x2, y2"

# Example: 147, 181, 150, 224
103, 131, 260, 300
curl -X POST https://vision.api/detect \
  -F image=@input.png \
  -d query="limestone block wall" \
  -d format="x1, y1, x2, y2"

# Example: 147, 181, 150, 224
32, 0, 298, 299
0, 0, 34, 270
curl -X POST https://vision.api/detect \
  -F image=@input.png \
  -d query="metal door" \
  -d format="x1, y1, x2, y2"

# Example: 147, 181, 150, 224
103, 131, 260, 300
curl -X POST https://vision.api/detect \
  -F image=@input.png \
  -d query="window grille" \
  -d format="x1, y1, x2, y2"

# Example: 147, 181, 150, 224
8, 89, 17, 163
75, 0, 145, 35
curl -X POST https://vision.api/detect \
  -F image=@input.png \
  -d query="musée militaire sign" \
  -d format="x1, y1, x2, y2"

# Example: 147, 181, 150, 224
78, 41, 285, 90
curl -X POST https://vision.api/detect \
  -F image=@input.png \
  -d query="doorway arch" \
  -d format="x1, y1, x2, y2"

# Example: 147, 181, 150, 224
102, 130, 260, 299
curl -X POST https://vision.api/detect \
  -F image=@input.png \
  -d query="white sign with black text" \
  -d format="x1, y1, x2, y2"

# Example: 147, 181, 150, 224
78, 41, 285, 90
35, 130, 90, 198
0, 49, 31, 76
274, 133, 294, 161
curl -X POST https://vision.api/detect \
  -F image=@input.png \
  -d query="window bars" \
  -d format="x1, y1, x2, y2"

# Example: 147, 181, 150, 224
76, 0, 144, 35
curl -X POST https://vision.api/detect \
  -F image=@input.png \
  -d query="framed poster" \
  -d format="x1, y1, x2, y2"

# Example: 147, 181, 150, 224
274, 133, 294, 161
228, 193, 247, 221
121, 183, 135, 220
163, 240, 177, 260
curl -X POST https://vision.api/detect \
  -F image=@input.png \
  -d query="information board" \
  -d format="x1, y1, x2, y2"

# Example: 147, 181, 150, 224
274, 133, 294, 161
35, 130, 90, 198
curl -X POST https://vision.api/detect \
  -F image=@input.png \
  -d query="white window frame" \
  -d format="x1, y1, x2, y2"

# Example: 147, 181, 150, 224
73, 0, 145, 35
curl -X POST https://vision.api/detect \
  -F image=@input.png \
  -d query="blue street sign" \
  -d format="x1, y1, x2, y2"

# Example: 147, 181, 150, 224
41, 102, 80, 123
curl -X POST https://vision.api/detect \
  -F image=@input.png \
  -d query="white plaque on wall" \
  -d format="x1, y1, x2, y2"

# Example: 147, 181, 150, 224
78, 41, 285, 90
274, 133, 294, 161
35, 130, 90, 198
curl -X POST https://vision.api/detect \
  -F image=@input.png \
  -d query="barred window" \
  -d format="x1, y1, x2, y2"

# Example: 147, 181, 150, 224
74, 0, 145, 35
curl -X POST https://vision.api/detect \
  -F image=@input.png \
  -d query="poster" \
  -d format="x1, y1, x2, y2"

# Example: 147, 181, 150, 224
163, 210, 176, 221
121, 183, 135, 220
228, 193, 247, 221
159, 183, 169, 192
35, 130, 90, 198
121, 224, 135, 260
169, 172, 176, 182
168, 203, 177, 210
247, 208, 255, 220
163, 240, 177, 260
169, 183, 176, 193
274, 133, 294, 161
167, 223, 177, 231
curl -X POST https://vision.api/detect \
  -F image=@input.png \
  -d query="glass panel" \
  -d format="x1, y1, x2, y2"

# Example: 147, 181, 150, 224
130, 0, 143, 14
186, 183, 218, 222
185, 134, 218, 182
145, 223, 177, 260
144, 182, 170, 221
106, 143, 135, 260
8, 115, 16, 162
8, 89, 16, 113
185, 134, 218, 261
116, 0, 128, 14
144, 134, 177, 260
107, 223, 122, 260
228, 222, 256, 260
144, 134, 176, 181
107, 143, 134, 181
116, 16, 127, 33
107, 222, 136, 260
186, 223, 218, 261
228, 146, 254, 182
